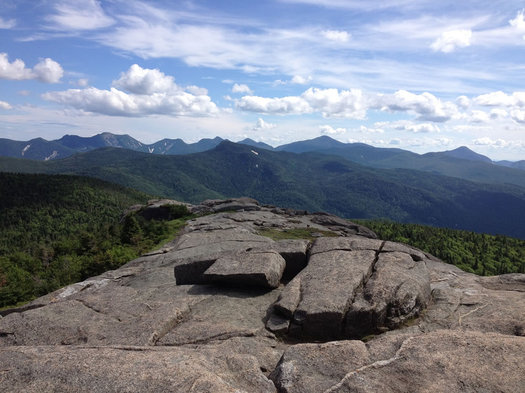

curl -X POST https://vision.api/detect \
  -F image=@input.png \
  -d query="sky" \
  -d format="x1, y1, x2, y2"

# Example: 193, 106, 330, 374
1, 1, 525, 160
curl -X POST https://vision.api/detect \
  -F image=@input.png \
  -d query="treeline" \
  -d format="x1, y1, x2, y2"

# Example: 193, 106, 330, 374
0, 173, 190, 308
357, 219, 525, 275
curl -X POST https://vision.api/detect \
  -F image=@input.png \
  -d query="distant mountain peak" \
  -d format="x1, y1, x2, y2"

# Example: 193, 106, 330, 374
440, 146, 492, 163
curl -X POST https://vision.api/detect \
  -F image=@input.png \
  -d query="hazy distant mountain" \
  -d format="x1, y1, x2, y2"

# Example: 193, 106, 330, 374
0, 137, 76, 161
237, 138, 274, 151
0, 133, 224, 160
57, 132, 147, 152
148, 137, 223, 155
496, 160, 525, 170
1, 133, 524, 188
2, 140, 525, 239
429, 146, 492, 163
275, 135, 346, 153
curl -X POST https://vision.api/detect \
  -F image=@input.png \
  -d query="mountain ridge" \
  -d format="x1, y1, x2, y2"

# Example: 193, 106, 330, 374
2, 140, 525, 239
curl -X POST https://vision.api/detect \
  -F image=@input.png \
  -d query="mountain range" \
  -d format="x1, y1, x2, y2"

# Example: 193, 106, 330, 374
2, 140, 525, 239
1, 132, 524, 168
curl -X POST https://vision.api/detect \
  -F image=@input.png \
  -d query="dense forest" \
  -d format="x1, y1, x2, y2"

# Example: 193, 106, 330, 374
2, 142, 525, 239
0, 173, 191, 308
357, 219, 525, 275
2, 171, 524, 309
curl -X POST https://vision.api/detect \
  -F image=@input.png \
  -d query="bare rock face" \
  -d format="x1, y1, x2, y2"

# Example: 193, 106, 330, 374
268, 237, 431, 340
1, 198, 524, 392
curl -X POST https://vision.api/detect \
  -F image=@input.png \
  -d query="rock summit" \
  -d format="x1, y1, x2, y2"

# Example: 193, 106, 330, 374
1, 198, 524, 392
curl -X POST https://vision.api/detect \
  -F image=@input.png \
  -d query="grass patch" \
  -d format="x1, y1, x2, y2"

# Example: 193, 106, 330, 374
150, 216, 194, 250
258, 227, 339, 241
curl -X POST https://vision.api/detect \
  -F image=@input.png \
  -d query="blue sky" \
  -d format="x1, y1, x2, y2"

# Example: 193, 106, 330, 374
1, 0, 525, 160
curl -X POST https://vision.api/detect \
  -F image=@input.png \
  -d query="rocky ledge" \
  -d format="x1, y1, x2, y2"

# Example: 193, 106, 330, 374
1, 198, 524, 392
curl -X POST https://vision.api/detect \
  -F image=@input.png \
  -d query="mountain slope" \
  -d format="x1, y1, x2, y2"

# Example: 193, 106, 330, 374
2, 141, 525, 238
434, 146, 492, 163
276, 136, 525, 189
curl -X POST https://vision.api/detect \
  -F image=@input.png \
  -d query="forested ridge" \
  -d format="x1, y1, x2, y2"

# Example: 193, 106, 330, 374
357, 219, 525, 275
0, 173, 190, 308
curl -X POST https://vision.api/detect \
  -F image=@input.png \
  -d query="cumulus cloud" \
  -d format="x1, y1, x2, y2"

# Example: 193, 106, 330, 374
431, 29, 472, 53
291, 75, 312, 84
237, 87, 366, 118
113, 64, 176, 95
42, 65, 218, 117
237, 95, 311, 114
469, 110, 490, 123
302, 88, 366, 118
509, 9, 525, 31
394, 122, 441, 133
373, 90, 457, 122
490, 108, 508, 119
320, 125, 347, 135
232, 83, 253, 95
321, 29, 350, 42
456, 95, 470, 109
0, 100, 12, 110
252, 118, 276, 131
473, 137, 509, 147
0, 53, 63, 83
32, 58, 64, 83
47, 0, 115, 31
510, 109, 525, 123
359, 125, 383, 133
0, 17, 16, 29
474, 91, 525, 107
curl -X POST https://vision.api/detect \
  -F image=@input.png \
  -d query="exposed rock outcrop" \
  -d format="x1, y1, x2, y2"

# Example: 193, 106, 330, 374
1, 198, 524, 392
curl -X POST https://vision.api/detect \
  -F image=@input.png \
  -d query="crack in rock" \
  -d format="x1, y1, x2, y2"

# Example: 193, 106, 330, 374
322, 336, 416, 393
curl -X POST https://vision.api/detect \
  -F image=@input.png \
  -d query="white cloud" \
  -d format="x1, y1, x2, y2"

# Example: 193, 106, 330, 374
0, 100, 12, 110
302, 88, 366, 118
237, 95, 311, 114
42, 65, 218, 117
237, 87, 366, 118
0, 17, 16, 29
473, 137, 509, 147
47, 0, 115, 31
77, 78, 89, 87
431, 29, 472, 53
291, 75, 312, 84
186, 85, 209, 96
474, 91, 515, 106
510, 109, 525, 123
456, 95, 470, 109
113, 64, 176, 95
321, 29, 350, 42
32, 58, 64, 83
43, 87, 218, 117
252, 118, 276, 131
0, 53, 33, 80
359, 125, 383, 133
232, 83, 253, 94
509, 9, 525, 31
490, 108, 508, 119
373, 90, 458, 122
320, 125, 347, 135
394, 122, 441, 133
0, 53, 63, 83
468, 110, 490, 123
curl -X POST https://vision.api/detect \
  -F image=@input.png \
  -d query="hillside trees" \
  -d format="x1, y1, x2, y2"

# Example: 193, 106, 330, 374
0, 173, 191, 308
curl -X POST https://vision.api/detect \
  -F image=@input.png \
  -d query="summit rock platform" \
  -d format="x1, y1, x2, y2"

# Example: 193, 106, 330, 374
1, 198, 524, 392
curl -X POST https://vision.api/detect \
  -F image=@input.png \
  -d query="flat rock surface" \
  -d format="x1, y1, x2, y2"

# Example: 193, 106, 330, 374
0, 198, 524, 392
203, 250, 286, 289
